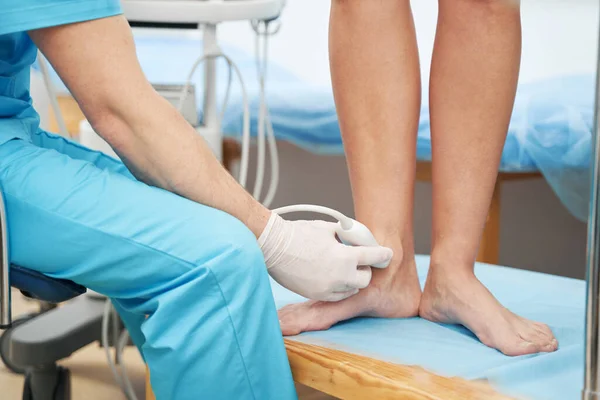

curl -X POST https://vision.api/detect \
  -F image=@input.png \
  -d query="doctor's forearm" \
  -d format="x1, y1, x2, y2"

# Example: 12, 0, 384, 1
95, 93, 270, 237
28, 16, 270, 237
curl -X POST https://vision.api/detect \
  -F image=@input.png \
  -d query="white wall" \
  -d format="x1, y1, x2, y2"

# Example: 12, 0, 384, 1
219, 0, 598, 279
219, 0, 599, 85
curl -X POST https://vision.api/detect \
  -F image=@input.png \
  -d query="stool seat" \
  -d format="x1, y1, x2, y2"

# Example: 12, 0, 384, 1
10, 264, 86, 303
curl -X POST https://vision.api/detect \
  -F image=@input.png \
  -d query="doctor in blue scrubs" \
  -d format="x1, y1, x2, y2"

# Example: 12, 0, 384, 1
0, 1, 393, 399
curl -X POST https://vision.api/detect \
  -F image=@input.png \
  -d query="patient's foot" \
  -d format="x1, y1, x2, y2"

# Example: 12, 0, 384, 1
278, 249, 422, 336
419, 263, 558, 356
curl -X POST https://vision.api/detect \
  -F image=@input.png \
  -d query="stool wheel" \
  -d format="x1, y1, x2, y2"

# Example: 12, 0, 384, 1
22, 367, 71, 400
52, 367, 71, 400
0, 314, 38, 374
22, 372, 32, 400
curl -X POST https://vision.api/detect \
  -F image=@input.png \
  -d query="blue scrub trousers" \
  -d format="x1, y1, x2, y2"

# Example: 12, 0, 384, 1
0, 130, 297, 400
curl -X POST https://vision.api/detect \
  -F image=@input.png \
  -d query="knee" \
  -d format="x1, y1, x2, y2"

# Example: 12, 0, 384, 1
211, 227, 273, 306
193, 210, 269, 289
230, 227, 268, 284
226, 221, 266, 274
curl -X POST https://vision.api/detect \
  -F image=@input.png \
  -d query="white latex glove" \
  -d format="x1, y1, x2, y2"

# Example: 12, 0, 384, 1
258, 212, 393, 301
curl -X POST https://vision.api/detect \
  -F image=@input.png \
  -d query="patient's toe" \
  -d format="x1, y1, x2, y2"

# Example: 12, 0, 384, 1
533, 322, 555, 340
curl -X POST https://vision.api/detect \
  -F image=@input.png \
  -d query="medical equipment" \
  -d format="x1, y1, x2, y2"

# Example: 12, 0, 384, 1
124, 0, 283, 207
173, 26, 278, 204
122, 0, 284, 24
155, 84, 199, 127
260, 211, 391, 302
272, 205, 388, 268
259, 206, 392, 302
77, 82, 199, 161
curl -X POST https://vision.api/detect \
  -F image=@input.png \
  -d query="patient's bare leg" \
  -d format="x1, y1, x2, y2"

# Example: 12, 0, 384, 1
278, 0, 422, 336
418, 0, 558, 356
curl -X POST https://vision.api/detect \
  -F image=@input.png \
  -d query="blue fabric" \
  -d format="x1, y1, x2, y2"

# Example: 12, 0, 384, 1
0, 132, 297, 400
271, 255, 584, 400
0, 0, 122, 146
0, 0, 122, 36
516, 75, 595, 222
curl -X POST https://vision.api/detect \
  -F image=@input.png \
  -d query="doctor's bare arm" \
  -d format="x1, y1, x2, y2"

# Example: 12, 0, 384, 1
28, 15, 270, 237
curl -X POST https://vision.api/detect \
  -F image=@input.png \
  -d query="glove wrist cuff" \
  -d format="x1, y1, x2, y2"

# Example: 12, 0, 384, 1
258, 212, 279, 248
258, 212, 289, 269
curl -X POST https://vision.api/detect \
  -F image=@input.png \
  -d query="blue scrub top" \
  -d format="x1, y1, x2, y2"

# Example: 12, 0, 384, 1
0, 0, 123, 146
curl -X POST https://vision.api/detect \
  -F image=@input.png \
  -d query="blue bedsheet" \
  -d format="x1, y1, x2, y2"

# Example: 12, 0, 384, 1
271, 255, 585, 400
37, 33, 596, 221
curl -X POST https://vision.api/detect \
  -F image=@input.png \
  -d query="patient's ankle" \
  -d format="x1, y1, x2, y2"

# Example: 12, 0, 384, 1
371, 251, 419, 291
430, 241, 478, 273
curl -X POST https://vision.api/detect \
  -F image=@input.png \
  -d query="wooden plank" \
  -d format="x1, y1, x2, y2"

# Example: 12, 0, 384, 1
498, 171, 542, 181
416, 161, 432, 182
285, 339, 513, 400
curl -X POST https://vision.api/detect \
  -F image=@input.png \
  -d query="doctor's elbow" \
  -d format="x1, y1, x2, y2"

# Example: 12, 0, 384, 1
82, 84, 161, 151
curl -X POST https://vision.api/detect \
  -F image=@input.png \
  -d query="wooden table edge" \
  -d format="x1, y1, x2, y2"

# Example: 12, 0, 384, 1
284, 339, 515, 400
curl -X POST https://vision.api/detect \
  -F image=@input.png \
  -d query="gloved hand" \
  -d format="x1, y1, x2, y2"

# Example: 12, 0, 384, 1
258, 212, 393, 302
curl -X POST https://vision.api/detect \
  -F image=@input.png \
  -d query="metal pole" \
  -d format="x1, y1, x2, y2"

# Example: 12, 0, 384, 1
202, 22, 223, 161
0, 188, 11, 329
583, 8, 600, 399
